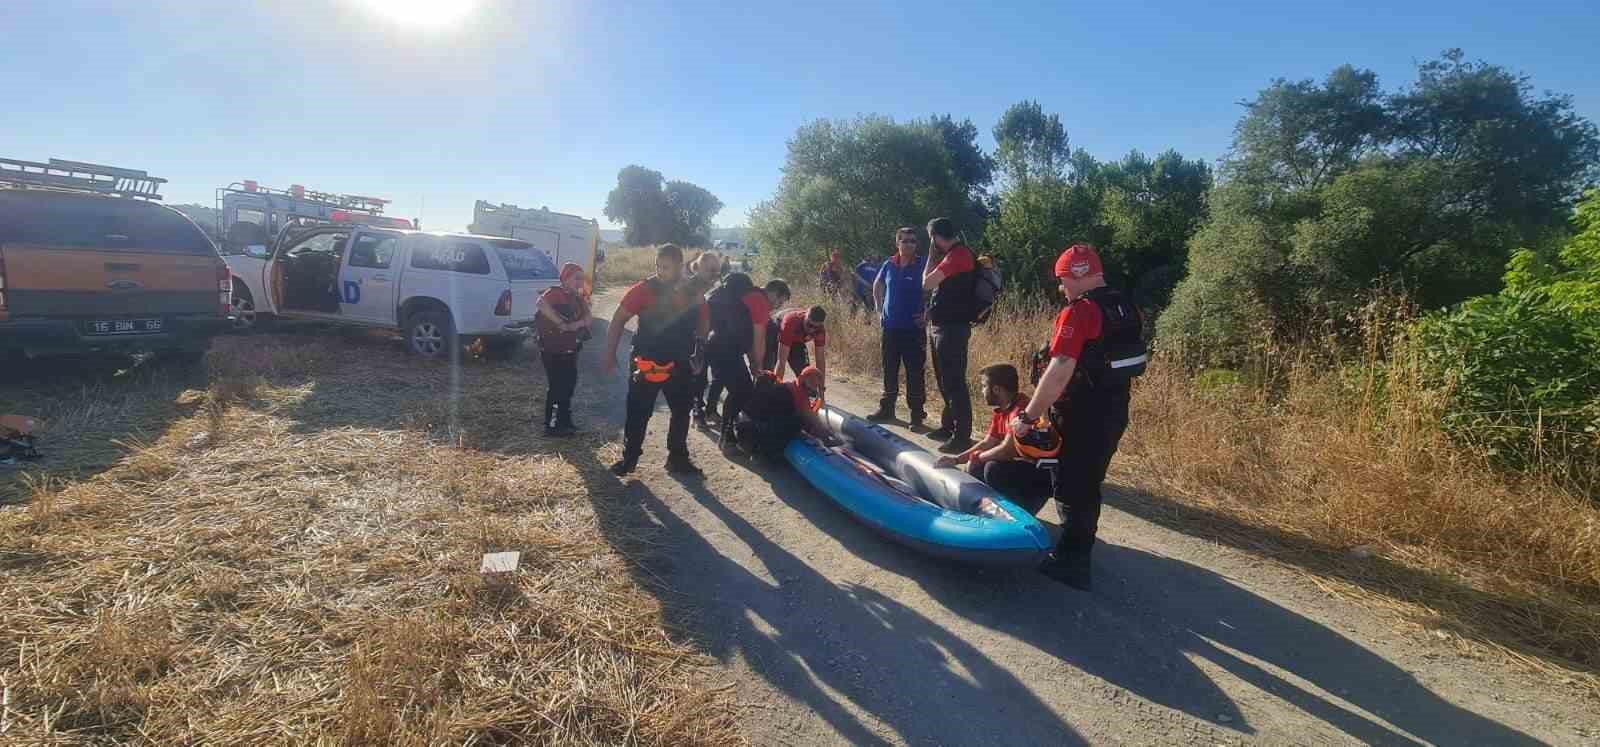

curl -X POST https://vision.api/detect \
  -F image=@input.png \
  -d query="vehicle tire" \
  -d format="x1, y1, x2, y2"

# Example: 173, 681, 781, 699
405, 310, 458, 360
230, 281, 261, 333
484, 337, 524, 360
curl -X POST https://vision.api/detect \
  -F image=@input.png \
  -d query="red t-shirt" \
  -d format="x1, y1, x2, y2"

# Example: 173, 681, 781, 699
934, 244, 975, 277
777, 308, 826, 348
1048, 297, 1104, 361
620, 279, 710, 328
782, 380, 811, 411
987, 393, 1028, 440
742, 290, 771, 325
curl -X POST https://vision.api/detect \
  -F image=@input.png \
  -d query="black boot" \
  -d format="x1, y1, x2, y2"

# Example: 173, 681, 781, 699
866, 405, 896, 423
541, 401, 557, 435
1038, 551, 1092, 591
552, 407, 578, 437
610, 454, 639, 476
665, 452, 704, 477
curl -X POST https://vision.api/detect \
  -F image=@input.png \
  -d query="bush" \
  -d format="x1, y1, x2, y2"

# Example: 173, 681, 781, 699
1414, 191, 1600, 495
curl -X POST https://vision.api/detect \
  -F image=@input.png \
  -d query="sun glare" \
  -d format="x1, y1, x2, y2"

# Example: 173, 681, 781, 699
356, 0, 478, 28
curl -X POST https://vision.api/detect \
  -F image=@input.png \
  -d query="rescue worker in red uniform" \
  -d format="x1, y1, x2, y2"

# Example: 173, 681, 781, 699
1012, 243, 1148, 590
603, 244, 711, 477
535, 262, 592, 436
935, 363, 1054, 513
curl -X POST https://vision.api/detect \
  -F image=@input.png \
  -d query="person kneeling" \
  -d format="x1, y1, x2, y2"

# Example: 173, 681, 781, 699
935, 364, 1054, 513
736, 366, 838, 461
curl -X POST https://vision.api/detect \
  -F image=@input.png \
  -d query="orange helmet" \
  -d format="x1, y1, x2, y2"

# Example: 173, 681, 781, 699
1011, 414, 1061, 461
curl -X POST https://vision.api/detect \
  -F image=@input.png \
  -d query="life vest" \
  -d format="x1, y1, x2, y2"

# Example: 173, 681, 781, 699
1066, 286, 1148, 400
631, 356, 676, 384
706, 272, 757, 354
632, 276, 700, 363
927, 244, 981, 325
536, 287, 589, 354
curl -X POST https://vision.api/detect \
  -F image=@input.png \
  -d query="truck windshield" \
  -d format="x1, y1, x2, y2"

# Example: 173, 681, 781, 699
489, 239, 559, 281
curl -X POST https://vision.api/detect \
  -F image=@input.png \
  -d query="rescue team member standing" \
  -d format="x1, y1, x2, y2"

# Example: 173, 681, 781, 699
935, 363, 1052, 512
868, 227, 928, 427
921, 217, 979, 453
772, 305, 827, 387
1012, 243, 1147, 590
714, 279, 790, 422
704, 272, 771, 452
818, 249, 845, 297
603, 244, 710, 477
535, 263, 592, 437
686, 251, 723, 426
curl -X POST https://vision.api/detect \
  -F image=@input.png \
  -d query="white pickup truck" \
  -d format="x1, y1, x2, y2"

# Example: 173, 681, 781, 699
224, 222, 559, 358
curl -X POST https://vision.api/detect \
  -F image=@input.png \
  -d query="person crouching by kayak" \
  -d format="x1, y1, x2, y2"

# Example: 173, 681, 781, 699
705, 272, 773, 453
735, 366, 841, 460
603, 243, 710, 477
771, 305, 827, 391
710, 281, 790, 425
1011, 243, 1147, 591
535, 262, 593, 436
935, 363, 1055, 512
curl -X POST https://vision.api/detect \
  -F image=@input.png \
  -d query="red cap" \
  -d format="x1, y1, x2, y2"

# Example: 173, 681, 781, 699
798, 366, 824, 389
560, 262, 584, 285
1054, 243, 1103, 279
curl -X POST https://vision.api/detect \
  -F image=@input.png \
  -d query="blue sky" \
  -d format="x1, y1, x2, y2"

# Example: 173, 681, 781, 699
2, 0, 1595, 232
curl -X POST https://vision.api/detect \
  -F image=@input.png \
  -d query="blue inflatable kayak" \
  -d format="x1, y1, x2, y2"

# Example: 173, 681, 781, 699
784, 406, 1053, 566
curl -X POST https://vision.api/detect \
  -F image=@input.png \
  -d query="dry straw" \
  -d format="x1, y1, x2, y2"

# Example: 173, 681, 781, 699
802, 280, 1600, 697
0, 332, 743, 745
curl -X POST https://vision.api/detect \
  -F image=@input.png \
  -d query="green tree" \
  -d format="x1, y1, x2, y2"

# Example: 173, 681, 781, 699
1230, 65, 1388, 193
748, 116, 988, 277
1099, 149, 1214, 307
664, 180, 724, 246
1163, 51, 1600, 362
983, 176, 1109, 297
603, 166, 723, 247
993, 100, 1070, 185
603, 165, 670, 245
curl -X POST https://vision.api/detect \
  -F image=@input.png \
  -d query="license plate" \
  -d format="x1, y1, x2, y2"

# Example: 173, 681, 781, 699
86, 318, 164, 336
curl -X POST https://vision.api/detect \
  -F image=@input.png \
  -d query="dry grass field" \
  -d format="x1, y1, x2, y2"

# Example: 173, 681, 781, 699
0, 327, 741, 746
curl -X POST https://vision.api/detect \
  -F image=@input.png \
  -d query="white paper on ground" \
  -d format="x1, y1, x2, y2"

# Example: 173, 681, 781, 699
480, 551, 521, 574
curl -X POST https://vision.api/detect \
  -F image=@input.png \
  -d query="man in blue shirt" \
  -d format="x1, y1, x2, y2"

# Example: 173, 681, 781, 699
867, 226, 929, 428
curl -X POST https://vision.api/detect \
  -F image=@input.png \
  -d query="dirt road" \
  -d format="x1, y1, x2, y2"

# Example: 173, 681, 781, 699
575, 288, 1598, 747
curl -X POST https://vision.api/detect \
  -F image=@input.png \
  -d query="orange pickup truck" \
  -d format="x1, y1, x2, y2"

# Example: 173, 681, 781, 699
1, 182, 232, 361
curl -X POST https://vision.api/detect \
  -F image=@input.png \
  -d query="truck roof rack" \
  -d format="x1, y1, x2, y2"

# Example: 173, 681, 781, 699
0, 157, 166, 200
220, 181, 389, 214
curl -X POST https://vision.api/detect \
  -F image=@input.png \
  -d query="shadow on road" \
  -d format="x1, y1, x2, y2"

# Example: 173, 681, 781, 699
208, 307, 1537, 745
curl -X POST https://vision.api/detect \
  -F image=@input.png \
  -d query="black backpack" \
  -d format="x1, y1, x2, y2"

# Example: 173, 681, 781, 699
707, 272, 757, 351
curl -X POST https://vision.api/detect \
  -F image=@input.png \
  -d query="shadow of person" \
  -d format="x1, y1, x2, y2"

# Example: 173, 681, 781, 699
593, 466, 1086, 746
736, 456, 1540, 745
558, 315, 1083, 744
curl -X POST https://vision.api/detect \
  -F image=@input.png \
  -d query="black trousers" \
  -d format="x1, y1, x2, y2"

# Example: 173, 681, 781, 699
708, 348, 754, 437
969, 458, 1054, 514
931, 323, 972, 439
879, 327, 928, 418
735, 413, 802, 461
1051, 398, 1131, 560
623, 363, 695, 461
541, 351, 578, 429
